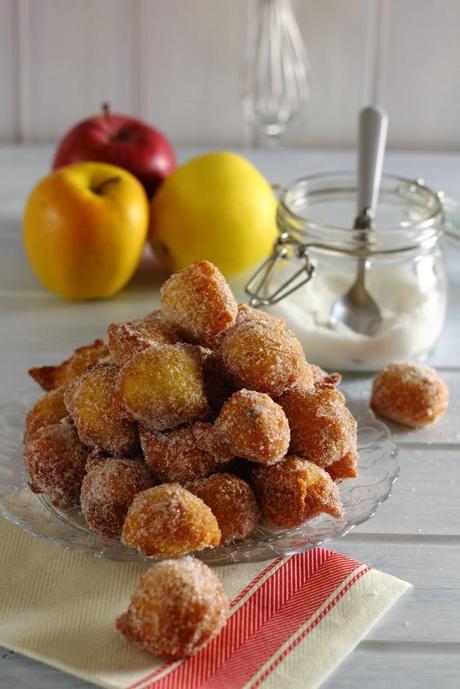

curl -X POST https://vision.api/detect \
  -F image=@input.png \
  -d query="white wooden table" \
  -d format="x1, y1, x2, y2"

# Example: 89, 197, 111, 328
1, 146, 459, 688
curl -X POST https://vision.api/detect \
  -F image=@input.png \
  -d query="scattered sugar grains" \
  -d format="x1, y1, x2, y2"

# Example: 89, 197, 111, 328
116, 344, 209, 431
65, 363, 139, 456
252, 456, 343, 529
188, 473, 260, 544
28, 338, 109, 391
278, 383, 357, 468
80, 458, 153, 539
213, 389, 290, 465
107, 310, 179, 366
116, 557, 229, 658
371, 362, 449, 428
140, 424, 219, 483
24, 386, 67, 443
121, 483, 221, 556
24, 420, 89, 508
160, 260, 238, 348
220, 319, 312, 397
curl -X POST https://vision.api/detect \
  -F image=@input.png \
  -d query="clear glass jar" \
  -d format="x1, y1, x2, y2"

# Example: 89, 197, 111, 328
246, 172, 446, 372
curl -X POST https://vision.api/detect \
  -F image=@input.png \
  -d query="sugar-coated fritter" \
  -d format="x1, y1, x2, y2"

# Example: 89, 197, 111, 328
188, 473, 260, 544
160, 260, 238, 348
140, 425, 218, 483
191, 421, 234, 462
309, 364, 342, 387
107, 310, 179, 366
65, 363, 139, 456
371, 362, 449, 428
236, 303, 285, 328
116, 558, 229, 658
326, 449, 358, 482
214, 389, 290, 465
220, 319, 311, 397
24, 386, 67, 443
121, 483, 221, 556
80, 458, 153, 539
24, 420, 89, 508
116, 344, 209, 431
29, 339, 109, 391
252, 455, 343, 529
278, 384, 357, 468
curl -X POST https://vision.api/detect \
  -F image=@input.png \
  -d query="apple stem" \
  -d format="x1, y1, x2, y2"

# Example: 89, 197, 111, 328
93, 176, 121, 195
102, 102, 111, 119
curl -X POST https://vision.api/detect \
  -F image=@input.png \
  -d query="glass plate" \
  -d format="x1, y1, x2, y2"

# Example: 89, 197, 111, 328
0, 391, 399, 565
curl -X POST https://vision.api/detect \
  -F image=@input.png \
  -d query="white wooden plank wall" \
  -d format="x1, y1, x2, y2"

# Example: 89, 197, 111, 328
0, 0, 460, 148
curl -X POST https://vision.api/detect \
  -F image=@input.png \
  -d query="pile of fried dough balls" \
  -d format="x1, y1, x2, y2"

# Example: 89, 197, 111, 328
24, 259, 364, 658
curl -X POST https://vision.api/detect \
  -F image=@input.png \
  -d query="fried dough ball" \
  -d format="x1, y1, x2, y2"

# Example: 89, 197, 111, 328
188, 473, 260, 544
121, 484, 221, 556
140, 425, 218, 483
65, 363, 139, 456
116, 558, 229, 658
326, 450, 359, 482
160, 260, 238, 348
278, 384, 357, 468
108, 310, 179, 366
24, 420, 89, 508
252, 456, 343, 529
116, 344, 209, 431
80, 458, 153, 539
236, 303, 285, 328
28, 339, 109, 391
309, 364, 342, 387
213, 389, 290, 465
371, 362, 449, 428
24, 386, 67, 443
220, 320, 311, 396
191, 421, 234, 462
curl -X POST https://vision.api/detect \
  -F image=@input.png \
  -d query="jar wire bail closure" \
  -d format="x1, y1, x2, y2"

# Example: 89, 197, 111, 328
245, 232, 315, 307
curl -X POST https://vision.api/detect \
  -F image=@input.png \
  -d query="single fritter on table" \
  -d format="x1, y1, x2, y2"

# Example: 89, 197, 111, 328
371, 362, 448, 428
117, 557, 229, 658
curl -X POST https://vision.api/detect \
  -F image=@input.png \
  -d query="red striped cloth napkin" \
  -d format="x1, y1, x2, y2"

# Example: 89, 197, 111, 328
0, 518, 410, 689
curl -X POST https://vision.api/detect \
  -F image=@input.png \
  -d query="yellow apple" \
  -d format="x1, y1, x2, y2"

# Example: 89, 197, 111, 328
149, 152, 278, 277
23, 162, 149, 300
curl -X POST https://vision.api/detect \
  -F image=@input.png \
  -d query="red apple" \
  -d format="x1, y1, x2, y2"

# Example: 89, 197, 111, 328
53, 104, 176, 197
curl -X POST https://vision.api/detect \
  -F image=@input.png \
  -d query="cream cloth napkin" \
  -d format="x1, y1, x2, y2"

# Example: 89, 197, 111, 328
0, 517, 410, 689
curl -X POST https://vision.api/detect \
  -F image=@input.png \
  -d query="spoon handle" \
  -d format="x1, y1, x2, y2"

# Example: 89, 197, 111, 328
357, 106, 388, 217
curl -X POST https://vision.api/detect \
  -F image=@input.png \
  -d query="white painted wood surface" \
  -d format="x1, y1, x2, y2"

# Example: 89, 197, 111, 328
0, 146, 460, 687
2, 0, 460, 148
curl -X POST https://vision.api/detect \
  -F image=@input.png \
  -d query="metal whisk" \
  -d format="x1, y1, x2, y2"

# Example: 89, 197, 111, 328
240, 0, 310, 147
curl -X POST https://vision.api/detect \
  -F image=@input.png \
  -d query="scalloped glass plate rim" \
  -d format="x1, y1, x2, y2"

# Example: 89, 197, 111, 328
0, 390, 399, 566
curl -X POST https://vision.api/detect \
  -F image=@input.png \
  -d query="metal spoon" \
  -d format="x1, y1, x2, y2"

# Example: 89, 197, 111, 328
329, 106, 388, 336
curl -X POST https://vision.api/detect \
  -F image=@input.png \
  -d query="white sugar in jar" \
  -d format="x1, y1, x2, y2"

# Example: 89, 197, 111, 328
246, 173, 446, 372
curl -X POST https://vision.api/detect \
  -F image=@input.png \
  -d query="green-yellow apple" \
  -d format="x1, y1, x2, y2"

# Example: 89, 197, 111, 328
23, 162, 149, 300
